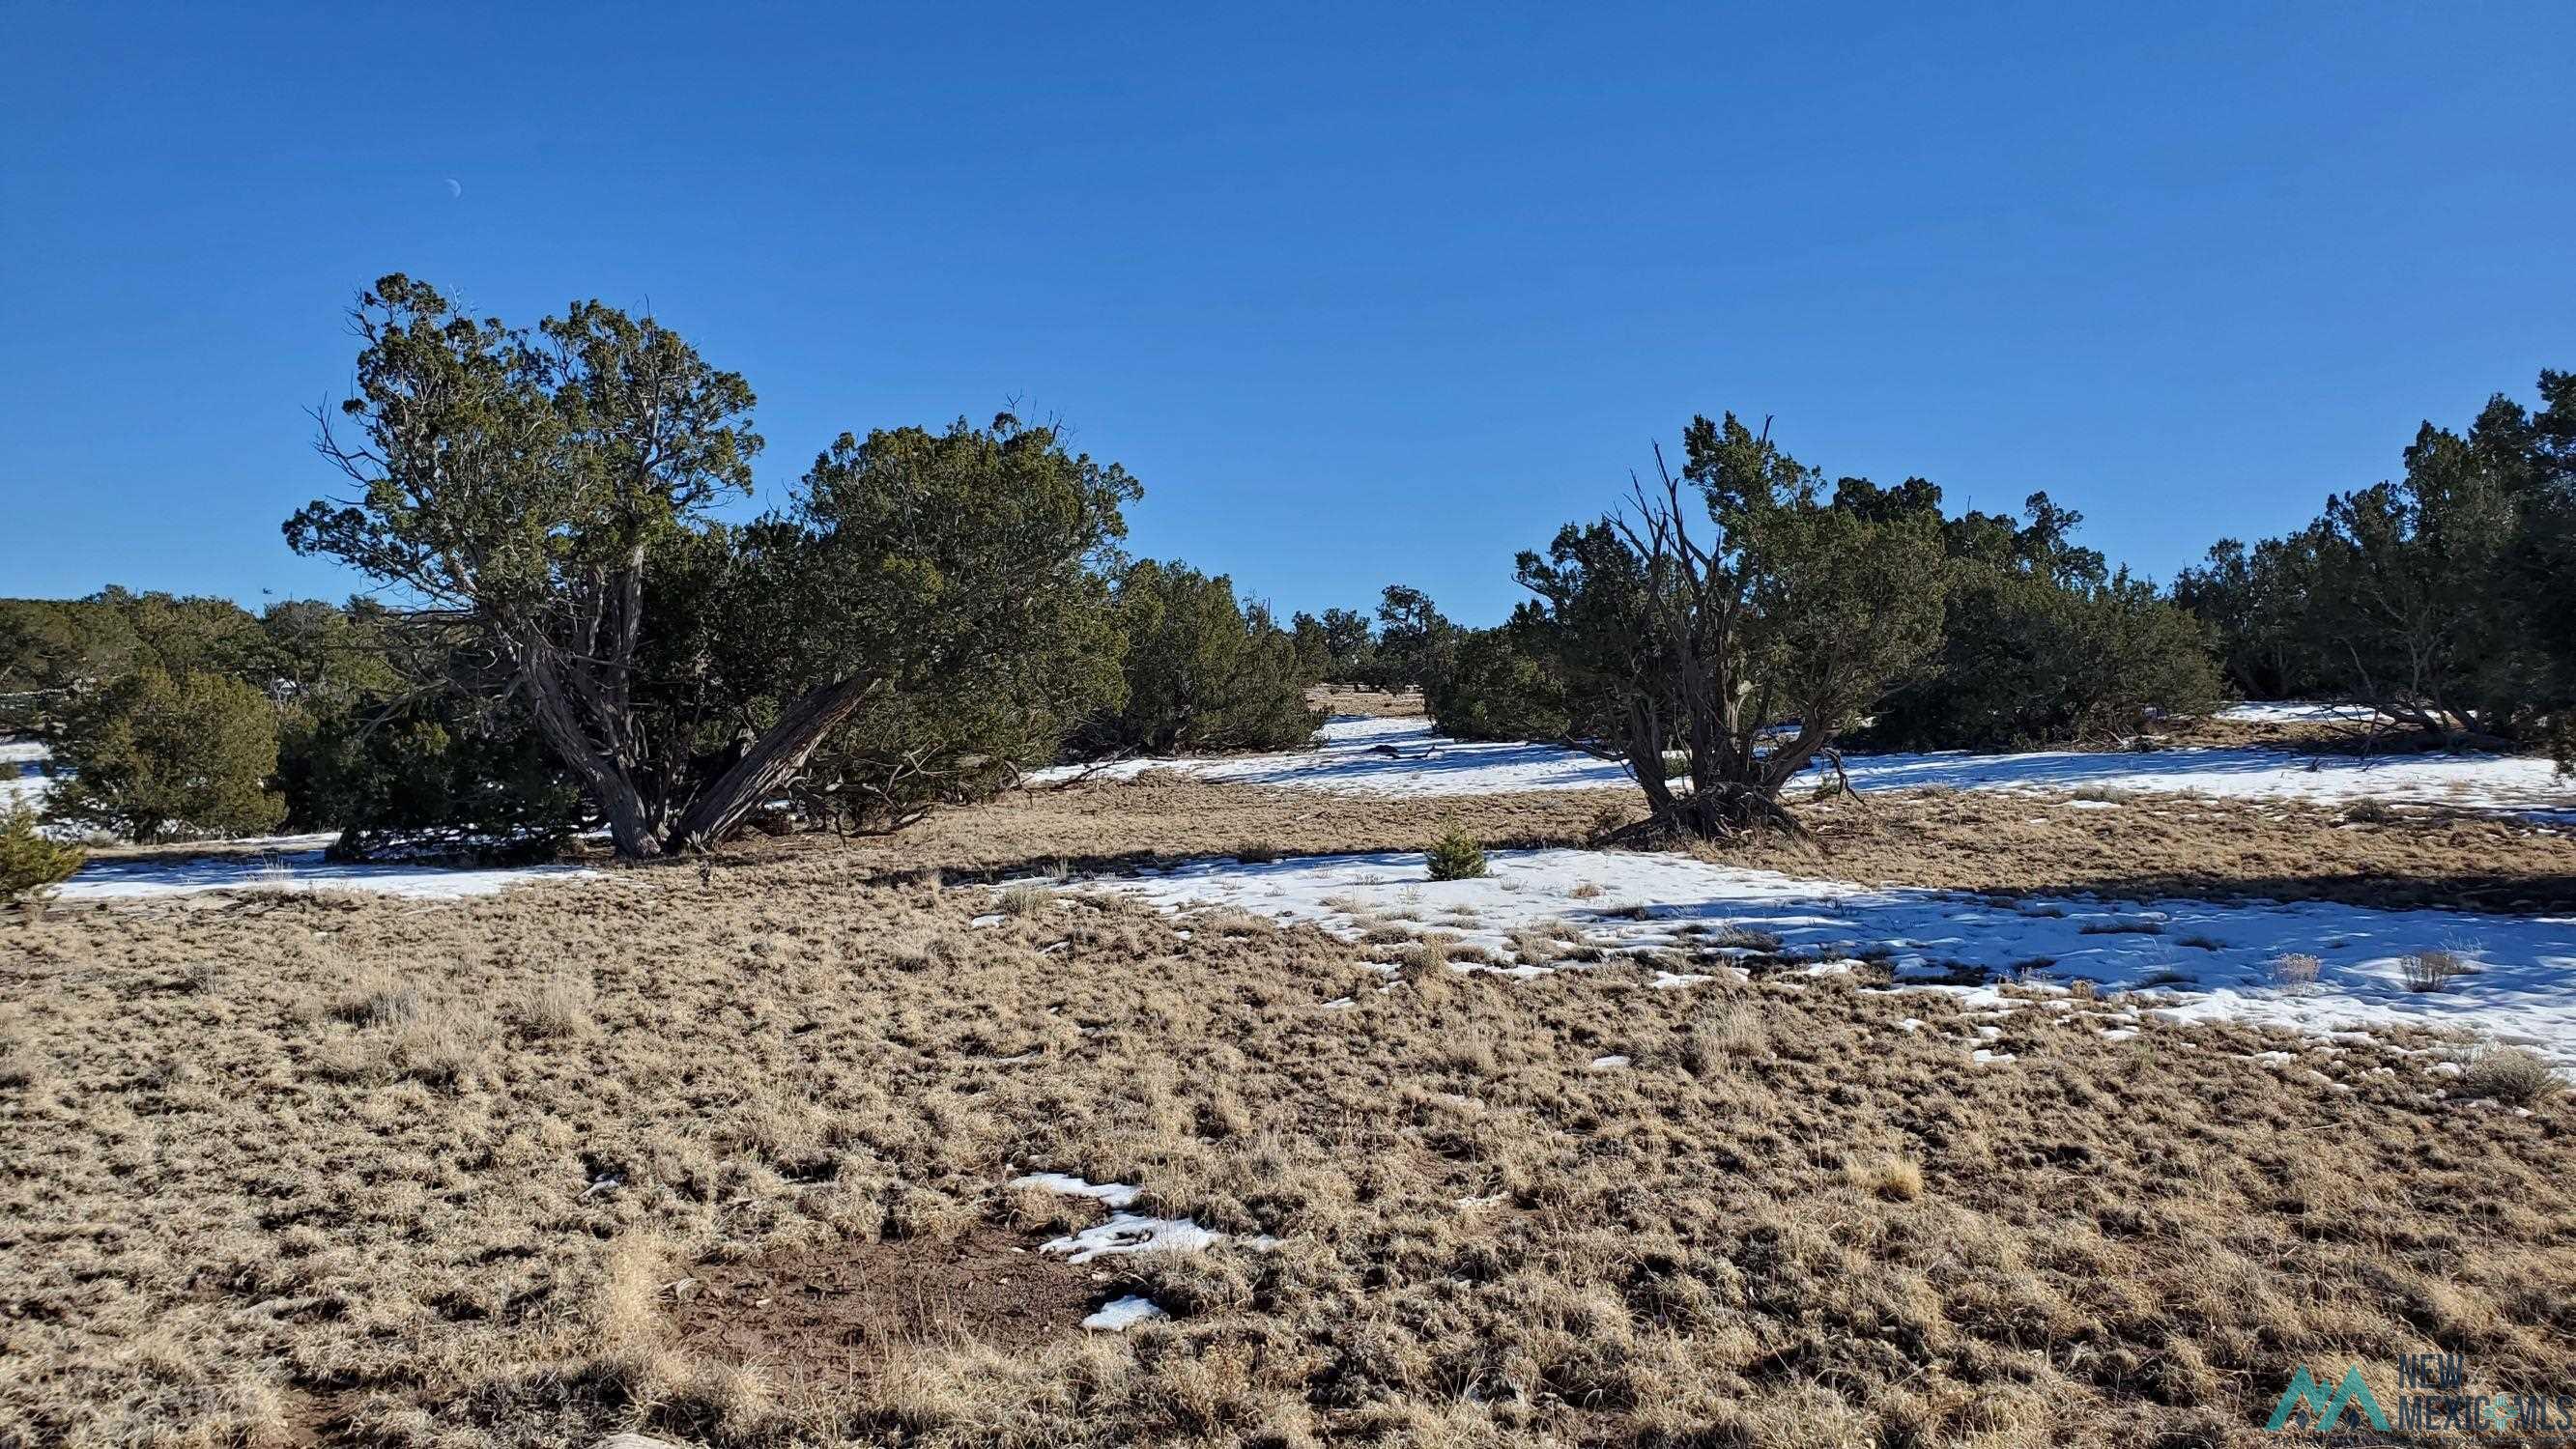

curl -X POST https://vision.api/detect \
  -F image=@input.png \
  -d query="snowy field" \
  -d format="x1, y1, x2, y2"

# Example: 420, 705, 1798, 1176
2212, 701, 2384, 724
51, 847, 598, 901
1034, 714, 2576, 815
4, 738, 590, 900
1062, 847, 2576, 1072
1, 739, 45, 810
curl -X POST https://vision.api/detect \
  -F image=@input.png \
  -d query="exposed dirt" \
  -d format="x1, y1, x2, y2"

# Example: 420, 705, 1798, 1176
671, 1225, 1102, 1383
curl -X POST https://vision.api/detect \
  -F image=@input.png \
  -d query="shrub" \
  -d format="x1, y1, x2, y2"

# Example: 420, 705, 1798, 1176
2401, 949, 2472, 992
1076, 560, 1321, 757
1, 802, 83, 906
2459, 1044, 2563, 1106
2268, 952, 2323, 989
1426, 624, 1566, 742
1425, 826, 1487, 881
1866, 557, 2221, 751
43, 668, 285, 842
295, 699, 586, 864
1512, 413, 1950, 838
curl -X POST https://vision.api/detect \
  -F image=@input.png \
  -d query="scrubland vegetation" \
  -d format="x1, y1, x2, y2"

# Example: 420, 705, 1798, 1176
4, 285, 2572, 1445
8, 843, 2573, 1448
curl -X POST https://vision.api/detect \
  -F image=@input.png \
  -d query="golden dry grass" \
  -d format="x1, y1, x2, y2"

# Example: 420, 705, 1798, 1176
821, 771, 2576, 916
5, 846, 2573, 1447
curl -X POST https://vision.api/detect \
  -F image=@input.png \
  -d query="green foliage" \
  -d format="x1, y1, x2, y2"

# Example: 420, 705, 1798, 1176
286, 274, 760, 615
1509, 413, 1949, 837
2170, 537, 2333, 700
1369, 585, 1457, 692
1291, 607, 1378, 684
0, 803, 83, 906
1425, 824, 1488, 881
2181, 369, 2576, 742
1079, 560, 1321, 756
1426, 621, 1568, 742
0, 588, 274, 731
294, 696, 586, 864
286, 273, 1136, 855
43, 668, 286, 842
744, 417, 1139, 831
1860, 493, 2221, 750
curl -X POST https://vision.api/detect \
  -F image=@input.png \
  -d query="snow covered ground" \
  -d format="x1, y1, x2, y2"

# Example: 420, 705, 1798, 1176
1034, 715, 2576, 815
1, 739, 46, 811
2213, 701, 2385, 724
5, 737, 591, 899
54, 847, 597, 901
1061, 847, 2576, 1072
1033, 715, 1633, 795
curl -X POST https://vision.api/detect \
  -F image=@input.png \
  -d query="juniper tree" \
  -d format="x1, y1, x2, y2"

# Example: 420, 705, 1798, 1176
1512, 413, 1947, 838
288, 275, 1133, 856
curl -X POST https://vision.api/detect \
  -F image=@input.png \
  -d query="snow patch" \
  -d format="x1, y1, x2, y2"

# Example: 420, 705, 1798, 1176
1027, 714, 2576, 815
1063, 847, 2576, 1070
54, 847, 597, 900
1082, 1295, 1169, 1331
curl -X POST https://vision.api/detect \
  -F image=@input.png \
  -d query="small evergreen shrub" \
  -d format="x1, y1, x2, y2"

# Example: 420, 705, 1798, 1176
1425, 826, 1487, 881
1, 802, 83, 906
43, 668, 285, 842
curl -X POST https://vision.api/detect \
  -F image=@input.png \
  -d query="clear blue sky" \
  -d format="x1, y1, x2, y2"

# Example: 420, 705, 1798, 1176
4, 3, 2570, 625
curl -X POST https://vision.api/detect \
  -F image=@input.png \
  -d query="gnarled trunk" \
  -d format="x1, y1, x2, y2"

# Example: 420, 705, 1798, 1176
667, 674, 880, 853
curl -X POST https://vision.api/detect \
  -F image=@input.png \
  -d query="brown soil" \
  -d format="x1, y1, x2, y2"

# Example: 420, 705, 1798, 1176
671, 1225, 1102, 1383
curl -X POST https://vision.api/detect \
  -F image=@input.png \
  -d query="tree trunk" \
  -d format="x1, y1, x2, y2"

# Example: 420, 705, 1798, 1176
520, 645, 664, 858
666, 673, 880, 853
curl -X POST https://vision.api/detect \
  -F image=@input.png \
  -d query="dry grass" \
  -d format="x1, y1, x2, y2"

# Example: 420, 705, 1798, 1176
2459, 1044, 2564, 1107
7, 860, 2569, 1447
2403, 948, 2474, 992
1304, 685, 1423, 719
850, 772, 2576, 917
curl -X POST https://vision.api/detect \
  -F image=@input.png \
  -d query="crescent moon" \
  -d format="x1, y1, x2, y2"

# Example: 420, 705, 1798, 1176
445, 178, 462, 199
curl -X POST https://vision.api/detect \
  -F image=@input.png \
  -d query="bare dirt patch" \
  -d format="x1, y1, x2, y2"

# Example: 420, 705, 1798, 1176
671, 1225, 1100, 1384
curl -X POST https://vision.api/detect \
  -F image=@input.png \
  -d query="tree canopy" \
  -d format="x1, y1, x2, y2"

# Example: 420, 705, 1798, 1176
287, 276, 1139, 856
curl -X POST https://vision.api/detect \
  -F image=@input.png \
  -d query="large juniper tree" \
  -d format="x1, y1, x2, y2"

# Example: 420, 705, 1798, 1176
288, 275, 1133, 856
1514, 414, 1947, 838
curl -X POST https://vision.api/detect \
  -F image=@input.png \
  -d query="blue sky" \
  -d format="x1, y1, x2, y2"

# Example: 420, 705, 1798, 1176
4, 3, 2570, 625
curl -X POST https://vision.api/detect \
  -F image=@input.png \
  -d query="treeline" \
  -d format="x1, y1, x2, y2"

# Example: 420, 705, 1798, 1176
1306, 452, 2224, 761
2, 278, 1328, 862
1, 559, 1324, 861
8, 273, 2564, 862
2174, 368, 2575, 755
1292, 416, 2222, 837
